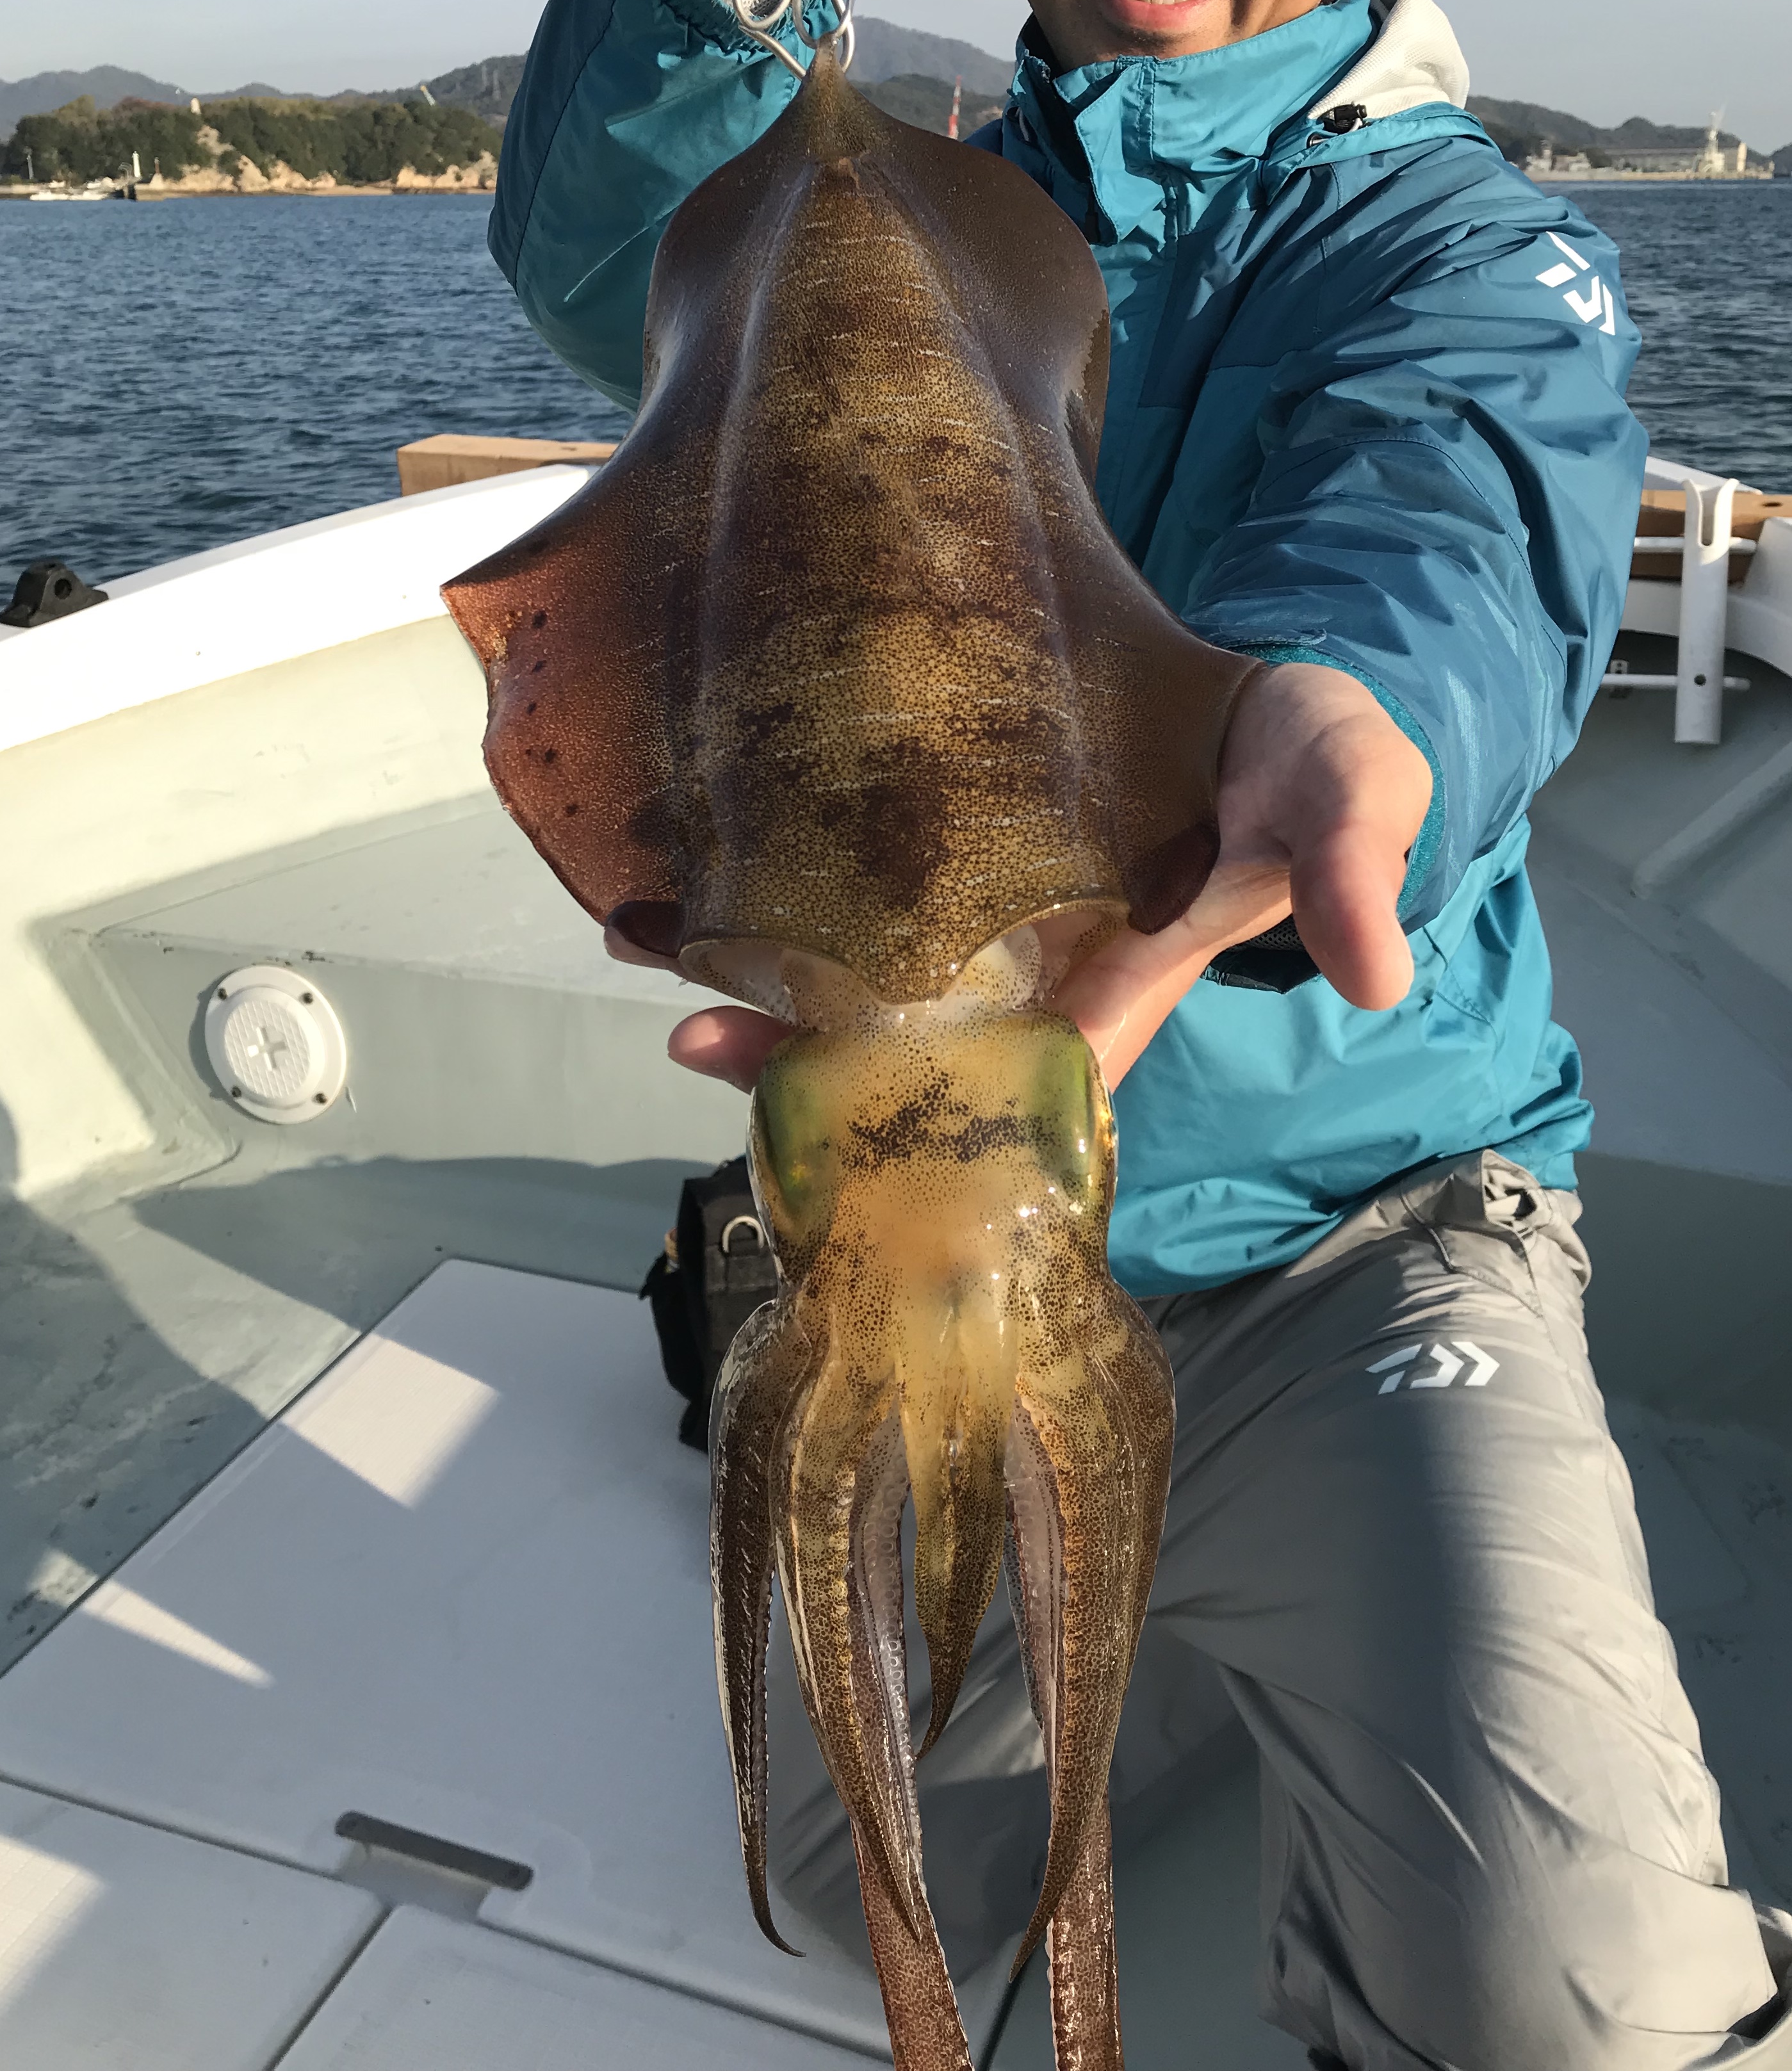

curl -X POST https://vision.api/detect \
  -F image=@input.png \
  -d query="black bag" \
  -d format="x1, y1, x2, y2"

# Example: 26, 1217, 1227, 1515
640, 1155, 779, 1449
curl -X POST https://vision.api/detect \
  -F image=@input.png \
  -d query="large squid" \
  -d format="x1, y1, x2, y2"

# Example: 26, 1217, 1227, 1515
444, 15, 1256, 2065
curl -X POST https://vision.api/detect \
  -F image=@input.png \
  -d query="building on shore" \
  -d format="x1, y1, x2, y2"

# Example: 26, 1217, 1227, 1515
1527, 115, 1773, 181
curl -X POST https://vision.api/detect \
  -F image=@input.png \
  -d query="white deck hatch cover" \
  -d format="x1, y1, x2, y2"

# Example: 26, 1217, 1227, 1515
0, 1776, 380, 2071
278, 1905, 881, 2070
0, 1263, 1007, 2057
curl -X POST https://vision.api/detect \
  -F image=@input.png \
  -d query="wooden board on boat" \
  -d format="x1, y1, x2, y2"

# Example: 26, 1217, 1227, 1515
1633, 488, 1792, 586
396, 434, 617, 496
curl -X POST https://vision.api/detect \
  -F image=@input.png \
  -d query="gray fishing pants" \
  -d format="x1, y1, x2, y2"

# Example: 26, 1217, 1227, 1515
763, 1150, 1792, 2069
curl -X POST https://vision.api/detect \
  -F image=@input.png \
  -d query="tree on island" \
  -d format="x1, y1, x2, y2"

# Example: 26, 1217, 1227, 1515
1, 94, 501, 186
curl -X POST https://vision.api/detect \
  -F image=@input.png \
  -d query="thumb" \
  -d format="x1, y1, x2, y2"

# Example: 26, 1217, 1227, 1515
1289, 818, 1415, 1011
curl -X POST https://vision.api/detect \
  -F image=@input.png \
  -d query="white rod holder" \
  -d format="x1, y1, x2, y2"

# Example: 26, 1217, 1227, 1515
1675, 478, 1737, 745
1601, 673, 1750, 692
1632, 535, 1755, 557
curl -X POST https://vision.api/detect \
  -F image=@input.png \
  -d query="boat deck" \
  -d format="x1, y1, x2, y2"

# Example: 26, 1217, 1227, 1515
0, 1240, 1787, 2068
0, 786, 742, 1676
1, 467, 1789, 2064
0, 778, 1785, 2065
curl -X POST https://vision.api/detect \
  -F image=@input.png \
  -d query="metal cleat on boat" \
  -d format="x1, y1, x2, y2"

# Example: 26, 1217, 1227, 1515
1, 559, 109, 629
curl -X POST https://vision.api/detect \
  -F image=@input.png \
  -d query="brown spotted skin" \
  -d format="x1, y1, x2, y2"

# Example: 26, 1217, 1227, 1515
444, 49, 1228, 2071
443, 49, 1256, 1000
716, 961, 1171, 2070
1045, 1806, 1124, 2071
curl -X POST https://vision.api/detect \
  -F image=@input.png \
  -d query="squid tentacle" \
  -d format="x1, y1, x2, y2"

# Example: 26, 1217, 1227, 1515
852, 1410, 927, 1878
1007, 1402, 1130, 2070
710, 1302, 816, 1957
776, 1336, 928, 1940
852, 1825, 975, 2071
1043, 1801, 1124, 2071
903, 1328, 1013, 1757
1034, 1307, 1172, 2067
849, 1413, 973, 2067
1010, 1297, 1174, 1972
1003, 1406, 1064, 1757
1009, 1376, 1132, 1972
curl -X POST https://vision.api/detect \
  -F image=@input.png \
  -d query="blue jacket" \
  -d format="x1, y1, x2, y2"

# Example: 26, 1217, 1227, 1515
491, 0, 1647, 1294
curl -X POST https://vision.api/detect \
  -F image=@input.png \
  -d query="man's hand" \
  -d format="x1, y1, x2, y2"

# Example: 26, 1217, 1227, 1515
618, 661, 1433, 1096
1054, 661, 1433, 1084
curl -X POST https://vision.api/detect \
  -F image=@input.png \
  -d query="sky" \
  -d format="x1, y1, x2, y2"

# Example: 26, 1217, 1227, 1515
6, 0, 1790, 149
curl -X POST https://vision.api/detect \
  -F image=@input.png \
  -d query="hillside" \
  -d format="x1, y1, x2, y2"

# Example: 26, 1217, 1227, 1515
851, 20, 1011, 95
0, 67, 185, 136
859, 73, 1006, 136
406, 56, 525, 126
0, 94, 501, 188
1467, 94, 1746, 163
1, 20, 1013, 140
195, 81, 290, 102
20, 47, 1766, 168
383, 24, 1013, 124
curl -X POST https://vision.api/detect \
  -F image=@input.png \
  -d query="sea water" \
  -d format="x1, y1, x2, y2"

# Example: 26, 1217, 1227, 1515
0, 195, 624, 588
1566, 179, 1792, 492
1, 181, 1789, 590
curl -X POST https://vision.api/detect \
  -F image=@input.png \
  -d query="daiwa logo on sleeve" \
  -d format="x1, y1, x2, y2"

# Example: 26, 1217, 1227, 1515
1536, 232, 1617, 334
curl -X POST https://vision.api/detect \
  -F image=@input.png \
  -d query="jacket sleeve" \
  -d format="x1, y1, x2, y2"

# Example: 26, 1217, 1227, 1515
491, 0, 811, 409
1184, 141, 1647, 929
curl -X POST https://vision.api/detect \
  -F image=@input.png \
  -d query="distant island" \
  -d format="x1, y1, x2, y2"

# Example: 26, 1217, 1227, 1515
1470, 97, 1778, 178
1, 97, 502, 193
1, 33, 1784, 186
0, 22, 1011, 191
0, 20, 1009, 142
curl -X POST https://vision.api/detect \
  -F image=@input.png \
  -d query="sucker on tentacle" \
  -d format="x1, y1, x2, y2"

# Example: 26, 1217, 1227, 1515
444, 28, 1250, 2071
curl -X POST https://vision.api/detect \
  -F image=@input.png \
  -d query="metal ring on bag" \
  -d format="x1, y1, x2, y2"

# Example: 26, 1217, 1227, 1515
720, 1214, 768, 1255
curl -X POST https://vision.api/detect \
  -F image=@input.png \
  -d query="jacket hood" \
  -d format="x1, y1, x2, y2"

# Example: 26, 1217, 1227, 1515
1006, 0, 1475, 241
1308, 0, 1469, 125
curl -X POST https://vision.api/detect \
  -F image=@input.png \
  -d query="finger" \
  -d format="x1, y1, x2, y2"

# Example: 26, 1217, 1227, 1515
1289, 822, 1414, 1011
1054, 947, 1209, 1090
669, 1006, 791, 1092
1161, 852, 1292, 962
1051, 860, 1290, 1087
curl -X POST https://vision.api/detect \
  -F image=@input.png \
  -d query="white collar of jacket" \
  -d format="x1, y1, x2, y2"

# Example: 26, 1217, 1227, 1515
1006, 0, 1472, 244
1310, 0, 1469, 124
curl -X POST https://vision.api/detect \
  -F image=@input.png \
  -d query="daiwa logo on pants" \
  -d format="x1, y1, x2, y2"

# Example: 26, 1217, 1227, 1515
1368, 1342, 1500, 1392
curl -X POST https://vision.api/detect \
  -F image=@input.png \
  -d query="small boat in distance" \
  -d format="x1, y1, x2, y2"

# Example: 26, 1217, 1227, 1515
28, 181, 133, 202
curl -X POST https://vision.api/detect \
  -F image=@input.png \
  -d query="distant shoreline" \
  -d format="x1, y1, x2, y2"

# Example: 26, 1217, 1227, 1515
6, 166, 1783, 205
1531, 174, 1784, 186
6, 179, 1782, 204
0, 185, 490, 201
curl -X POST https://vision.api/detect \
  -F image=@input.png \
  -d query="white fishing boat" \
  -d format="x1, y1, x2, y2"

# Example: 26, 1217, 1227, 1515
0, 443, 1787, 2069
26, 152, 143, 202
